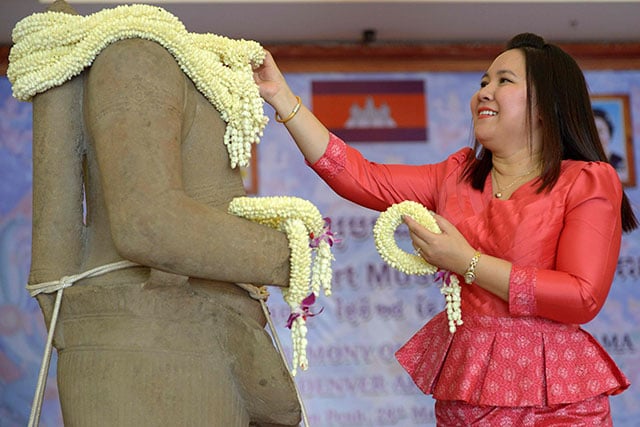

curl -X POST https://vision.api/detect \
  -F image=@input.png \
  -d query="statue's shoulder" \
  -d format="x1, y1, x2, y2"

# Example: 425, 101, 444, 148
87, 38, 187, 105
93, 38, 180, 76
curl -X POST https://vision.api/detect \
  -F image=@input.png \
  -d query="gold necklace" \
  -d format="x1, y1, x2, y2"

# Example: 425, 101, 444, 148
492, 167, 537, 198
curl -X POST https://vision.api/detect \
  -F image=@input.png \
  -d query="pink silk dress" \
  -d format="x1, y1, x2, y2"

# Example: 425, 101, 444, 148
309, 133, 629, 411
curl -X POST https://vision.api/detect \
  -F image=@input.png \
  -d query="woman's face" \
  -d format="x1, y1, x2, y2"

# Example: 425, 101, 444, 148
470, 49, 540, 154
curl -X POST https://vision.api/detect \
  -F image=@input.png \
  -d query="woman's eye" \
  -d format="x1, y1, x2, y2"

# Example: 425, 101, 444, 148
499, 77, 512, 84
480, 81, 488, 88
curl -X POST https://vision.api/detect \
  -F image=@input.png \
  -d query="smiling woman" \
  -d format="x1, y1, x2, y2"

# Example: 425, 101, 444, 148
471, 49, 537, 176
252, 31, 637, 425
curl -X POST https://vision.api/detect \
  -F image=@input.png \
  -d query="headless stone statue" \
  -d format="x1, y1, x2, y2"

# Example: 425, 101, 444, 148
18, 1, 301, 425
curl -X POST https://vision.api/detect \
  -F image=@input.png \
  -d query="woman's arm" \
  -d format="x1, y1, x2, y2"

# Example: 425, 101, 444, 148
512, 163, 623, 324
254, 50, 330, 164
405, 214, 513, 301
406, 162, 623, 326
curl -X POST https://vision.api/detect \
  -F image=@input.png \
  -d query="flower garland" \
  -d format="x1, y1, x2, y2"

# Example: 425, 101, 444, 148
229, 196, 336, 375
373, 201, 463, 333
7, 4, 266, 168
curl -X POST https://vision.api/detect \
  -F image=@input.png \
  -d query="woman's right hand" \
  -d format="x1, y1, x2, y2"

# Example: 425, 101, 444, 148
253, 50, 295, 111
253, 49, 331, 163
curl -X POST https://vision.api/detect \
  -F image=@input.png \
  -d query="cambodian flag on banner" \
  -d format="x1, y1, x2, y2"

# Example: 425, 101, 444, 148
311, 80, 428, 142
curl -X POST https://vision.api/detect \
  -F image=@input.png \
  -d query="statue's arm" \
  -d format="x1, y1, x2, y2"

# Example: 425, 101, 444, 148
86, 38, 290, 286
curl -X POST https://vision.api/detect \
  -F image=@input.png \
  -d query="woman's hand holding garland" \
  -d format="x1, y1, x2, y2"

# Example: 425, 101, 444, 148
373, 201, 463, 333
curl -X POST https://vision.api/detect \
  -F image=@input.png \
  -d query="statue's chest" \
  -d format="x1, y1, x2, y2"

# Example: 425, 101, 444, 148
180, 94, 246, 206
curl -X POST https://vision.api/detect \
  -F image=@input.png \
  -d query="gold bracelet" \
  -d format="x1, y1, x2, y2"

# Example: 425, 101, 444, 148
463, 250, 481, 284
275, 95, 302, 124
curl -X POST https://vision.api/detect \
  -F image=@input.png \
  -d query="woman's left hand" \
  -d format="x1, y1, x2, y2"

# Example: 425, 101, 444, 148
403, 213, 476, 275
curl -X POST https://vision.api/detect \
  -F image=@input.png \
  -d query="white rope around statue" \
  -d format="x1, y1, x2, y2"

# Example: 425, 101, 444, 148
25, 263, 313, 427
25, 260, 140, 427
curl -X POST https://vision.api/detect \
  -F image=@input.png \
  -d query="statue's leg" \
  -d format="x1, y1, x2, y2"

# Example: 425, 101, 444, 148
51, 278, 300, 426
53, 282, 254, 427
58, 347, 251, 427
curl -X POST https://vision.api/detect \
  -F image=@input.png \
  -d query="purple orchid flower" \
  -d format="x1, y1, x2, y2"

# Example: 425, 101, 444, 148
285, 292, 325, 329
309, 217, 341, 248
434, 269, 453, 285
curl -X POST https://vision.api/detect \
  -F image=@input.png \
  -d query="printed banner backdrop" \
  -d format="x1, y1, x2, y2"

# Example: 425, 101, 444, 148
1, 67, 640, 426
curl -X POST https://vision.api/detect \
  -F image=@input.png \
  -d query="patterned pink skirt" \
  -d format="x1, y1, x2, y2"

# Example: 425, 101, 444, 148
435, 394, 612, 426
395, 312, 629, 407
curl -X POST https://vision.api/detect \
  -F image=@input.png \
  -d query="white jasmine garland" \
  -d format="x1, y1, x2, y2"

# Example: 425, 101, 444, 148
7, 4, 266, 168
373, 201, 439, 275
373, 201, 463, 333
229, 196, 335, 375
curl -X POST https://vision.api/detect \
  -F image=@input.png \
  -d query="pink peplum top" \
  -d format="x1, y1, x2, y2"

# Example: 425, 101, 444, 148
309, 133, 629, 407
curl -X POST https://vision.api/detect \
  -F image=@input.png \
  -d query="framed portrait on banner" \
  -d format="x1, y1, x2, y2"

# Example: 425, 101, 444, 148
591, 94, 636, 187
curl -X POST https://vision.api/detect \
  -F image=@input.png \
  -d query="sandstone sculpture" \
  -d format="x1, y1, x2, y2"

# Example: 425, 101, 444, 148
10, 1, 302, 425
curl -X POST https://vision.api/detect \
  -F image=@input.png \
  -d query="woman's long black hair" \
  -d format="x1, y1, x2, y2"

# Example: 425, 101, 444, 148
463, 32, 637, 232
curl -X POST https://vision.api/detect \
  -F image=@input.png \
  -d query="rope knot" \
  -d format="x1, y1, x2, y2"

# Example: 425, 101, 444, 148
235, 283, 270, 301
59, 276, 76, 289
